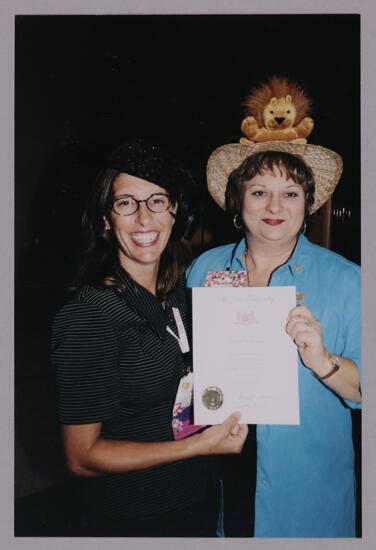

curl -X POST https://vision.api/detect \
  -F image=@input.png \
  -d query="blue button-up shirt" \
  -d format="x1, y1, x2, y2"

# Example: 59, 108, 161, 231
186, 235, 361, 537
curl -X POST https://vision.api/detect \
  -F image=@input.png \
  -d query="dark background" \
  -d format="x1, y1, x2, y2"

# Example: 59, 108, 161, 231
15, 14, 361, 536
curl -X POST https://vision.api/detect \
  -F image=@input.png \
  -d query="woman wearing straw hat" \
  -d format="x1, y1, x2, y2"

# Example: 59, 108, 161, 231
51, 141, 248, 536
186, 141, 361, 537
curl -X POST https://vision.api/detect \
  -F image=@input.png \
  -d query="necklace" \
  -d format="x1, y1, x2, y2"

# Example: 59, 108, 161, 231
243, 248, 251, 287
243, 247, 274, 287
244, 240, 297, 288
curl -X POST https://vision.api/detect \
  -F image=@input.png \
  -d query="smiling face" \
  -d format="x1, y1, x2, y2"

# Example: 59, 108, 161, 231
241, 167, 305, 248
105, 173, 177, 281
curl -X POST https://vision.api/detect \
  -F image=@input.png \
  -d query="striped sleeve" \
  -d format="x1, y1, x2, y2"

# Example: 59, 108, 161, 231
51, 300, 120, 425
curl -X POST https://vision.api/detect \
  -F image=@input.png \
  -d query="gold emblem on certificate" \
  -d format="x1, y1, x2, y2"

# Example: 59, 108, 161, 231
202, 386, 224, 410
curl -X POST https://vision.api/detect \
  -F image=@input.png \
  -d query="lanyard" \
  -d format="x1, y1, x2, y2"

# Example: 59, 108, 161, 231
166, 306, 190, 354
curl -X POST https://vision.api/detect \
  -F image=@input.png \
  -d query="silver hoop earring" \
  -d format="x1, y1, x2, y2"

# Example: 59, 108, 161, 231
233, 214, 243, 230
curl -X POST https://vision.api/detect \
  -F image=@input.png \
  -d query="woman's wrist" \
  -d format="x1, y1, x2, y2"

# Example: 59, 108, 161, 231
185, 430, 206, 456
311, 350, 341, 380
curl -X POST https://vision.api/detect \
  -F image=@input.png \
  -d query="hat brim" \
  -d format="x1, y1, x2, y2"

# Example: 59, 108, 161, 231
207, 142, 343, 214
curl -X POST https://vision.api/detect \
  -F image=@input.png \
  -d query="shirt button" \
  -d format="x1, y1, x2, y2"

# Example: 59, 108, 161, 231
295, 264, 302, 273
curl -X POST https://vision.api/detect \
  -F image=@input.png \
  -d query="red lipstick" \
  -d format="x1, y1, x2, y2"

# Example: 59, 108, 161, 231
262, 218, 284, 226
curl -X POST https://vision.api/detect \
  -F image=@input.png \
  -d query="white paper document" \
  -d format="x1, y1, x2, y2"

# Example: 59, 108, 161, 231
192, 286, 300, 425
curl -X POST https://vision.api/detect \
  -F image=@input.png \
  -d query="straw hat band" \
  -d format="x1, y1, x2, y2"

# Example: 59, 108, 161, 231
207, 142, 343, 214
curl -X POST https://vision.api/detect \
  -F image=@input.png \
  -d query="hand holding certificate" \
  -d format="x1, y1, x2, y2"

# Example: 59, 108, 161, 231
192, 286, 299, 425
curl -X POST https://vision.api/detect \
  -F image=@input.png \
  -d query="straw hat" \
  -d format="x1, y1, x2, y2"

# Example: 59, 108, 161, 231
207, 141, 343, 214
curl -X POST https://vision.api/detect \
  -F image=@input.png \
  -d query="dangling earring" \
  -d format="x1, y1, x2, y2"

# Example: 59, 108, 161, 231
233, 214, 243, 230
302, 220, 307, 234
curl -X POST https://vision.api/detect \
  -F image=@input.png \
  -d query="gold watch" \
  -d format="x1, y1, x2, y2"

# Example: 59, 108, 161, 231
314, 352, 340, 380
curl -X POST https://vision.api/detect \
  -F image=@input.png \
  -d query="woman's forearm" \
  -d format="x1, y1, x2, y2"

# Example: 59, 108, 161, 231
313, 356, 361, 404
286, 306, 361, 404
62, 414, 248, 477
71, 435, 201, 477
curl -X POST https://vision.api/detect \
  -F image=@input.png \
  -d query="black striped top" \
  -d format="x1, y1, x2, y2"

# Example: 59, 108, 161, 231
51, 266, 212, 519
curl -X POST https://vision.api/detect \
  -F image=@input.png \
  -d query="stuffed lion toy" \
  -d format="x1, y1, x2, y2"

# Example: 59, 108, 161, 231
240, 76, 314, 144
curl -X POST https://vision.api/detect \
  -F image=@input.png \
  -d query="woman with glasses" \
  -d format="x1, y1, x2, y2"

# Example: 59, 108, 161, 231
51, 141, 247, 537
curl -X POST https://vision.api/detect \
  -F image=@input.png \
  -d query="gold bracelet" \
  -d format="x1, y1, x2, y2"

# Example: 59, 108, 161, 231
313, 352, 340, 380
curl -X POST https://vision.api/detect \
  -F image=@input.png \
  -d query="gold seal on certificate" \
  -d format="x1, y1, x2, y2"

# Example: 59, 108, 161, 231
202, 386, 224, 410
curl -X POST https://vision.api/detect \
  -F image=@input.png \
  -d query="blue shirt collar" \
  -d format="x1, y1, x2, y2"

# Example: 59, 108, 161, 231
228, 238, 247, 269
228, 234, 310, 279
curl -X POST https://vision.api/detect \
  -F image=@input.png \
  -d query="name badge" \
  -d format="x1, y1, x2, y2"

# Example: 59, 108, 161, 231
204, 270, 247, 287
172, 372, 203, 440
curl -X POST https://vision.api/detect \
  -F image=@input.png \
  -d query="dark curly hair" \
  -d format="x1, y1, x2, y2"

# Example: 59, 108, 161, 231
225, 150, 315, 232
75, 141, 198, 299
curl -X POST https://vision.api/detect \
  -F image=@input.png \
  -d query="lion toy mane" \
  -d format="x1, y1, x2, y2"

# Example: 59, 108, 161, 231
240, 76, 314, 144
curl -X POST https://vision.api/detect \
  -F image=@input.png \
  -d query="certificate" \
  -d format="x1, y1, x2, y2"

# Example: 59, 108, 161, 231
192, 286, 300, 425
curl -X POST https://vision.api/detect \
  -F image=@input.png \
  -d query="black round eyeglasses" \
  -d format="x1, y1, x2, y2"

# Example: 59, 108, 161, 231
110, 193, 171, 216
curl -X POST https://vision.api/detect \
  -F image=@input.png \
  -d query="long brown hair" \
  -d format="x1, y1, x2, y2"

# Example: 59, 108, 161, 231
75, 143, 196, 299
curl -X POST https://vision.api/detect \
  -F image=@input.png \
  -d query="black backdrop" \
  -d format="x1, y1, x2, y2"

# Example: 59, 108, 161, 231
16, 14, 360, 286
15, 14, 361, 536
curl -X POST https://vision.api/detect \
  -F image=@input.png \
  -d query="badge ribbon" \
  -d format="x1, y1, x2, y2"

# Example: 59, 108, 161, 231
167, 307, 203, 439
166, 307, 190, 354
